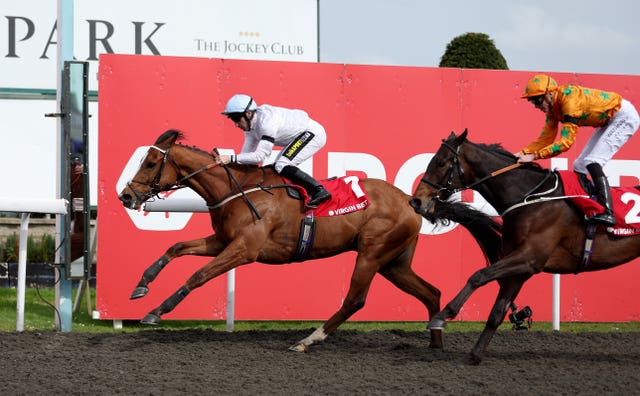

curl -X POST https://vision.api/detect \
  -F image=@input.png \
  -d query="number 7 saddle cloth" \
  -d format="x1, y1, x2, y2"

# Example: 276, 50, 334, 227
284, 175, 370, 217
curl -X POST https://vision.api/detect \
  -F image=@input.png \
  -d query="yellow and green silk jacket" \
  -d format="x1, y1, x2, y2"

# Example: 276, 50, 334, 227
521, 84, 622, 159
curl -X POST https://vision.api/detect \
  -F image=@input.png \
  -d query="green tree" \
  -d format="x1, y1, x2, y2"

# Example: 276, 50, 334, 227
439, 32, 508, 70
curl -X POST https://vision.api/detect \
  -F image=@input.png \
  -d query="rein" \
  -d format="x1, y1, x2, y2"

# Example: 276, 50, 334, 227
464, 162, 522, 191
207, 183, 294, 210
132, 145, 293, 220
129, 145, 250, 211
208, 187, 265, 210
129, 145, 218, 193
421, 140, 523, 201
421, 138, 563, 214
213, 148, 262, 220
500, 173, 563, 216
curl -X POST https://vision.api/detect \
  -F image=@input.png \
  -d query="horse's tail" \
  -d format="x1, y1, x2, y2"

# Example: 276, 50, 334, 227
431, 201, 503, 265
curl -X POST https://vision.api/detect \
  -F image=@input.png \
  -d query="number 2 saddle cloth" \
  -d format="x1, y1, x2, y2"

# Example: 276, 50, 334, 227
558, 170, 640, 236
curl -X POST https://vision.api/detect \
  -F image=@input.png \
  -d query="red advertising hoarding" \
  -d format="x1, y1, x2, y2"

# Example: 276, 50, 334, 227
97, 54, 640, 322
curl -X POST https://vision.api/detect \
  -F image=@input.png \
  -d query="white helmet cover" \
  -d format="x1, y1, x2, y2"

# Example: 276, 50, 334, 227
221, 94, 257, 114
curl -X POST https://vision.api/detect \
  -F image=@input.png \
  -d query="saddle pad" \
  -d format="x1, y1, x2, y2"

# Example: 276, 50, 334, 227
285, 175, 370, 217
558, 170, 640, 235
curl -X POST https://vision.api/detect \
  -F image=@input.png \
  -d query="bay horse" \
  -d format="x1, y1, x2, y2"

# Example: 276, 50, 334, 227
118, 129, 501, 352
409, 129, 640, 364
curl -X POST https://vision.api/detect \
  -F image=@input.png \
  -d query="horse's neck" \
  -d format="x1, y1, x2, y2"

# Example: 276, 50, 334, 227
171, 148, 228, 203
471, 162, 554, 214
173, 147, 281, 202
193, 163, 277, 203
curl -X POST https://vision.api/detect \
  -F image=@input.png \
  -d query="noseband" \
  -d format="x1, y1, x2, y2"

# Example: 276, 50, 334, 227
126, 146, 263, 218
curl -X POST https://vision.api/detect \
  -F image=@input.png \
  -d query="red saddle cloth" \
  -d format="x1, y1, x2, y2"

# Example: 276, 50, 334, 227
558, 170, 640, 235
286, 175, 370, 217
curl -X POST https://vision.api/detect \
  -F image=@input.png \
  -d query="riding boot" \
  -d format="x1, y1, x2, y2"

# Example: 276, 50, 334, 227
280, 165, 331, 208
586, 163, 616, 227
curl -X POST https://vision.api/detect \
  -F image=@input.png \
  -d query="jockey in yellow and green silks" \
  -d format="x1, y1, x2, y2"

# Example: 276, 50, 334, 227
515, 74, 640, 227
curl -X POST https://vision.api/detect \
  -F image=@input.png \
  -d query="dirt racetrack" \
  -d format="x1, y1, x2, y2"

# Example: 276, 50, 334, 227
1, 328, 639, 395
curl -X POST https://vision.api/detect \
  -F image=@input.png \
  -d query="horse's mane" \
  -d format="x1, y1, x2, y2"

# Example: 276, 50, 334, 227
156, 129, 217, 157
155, 129, 266, 173
467, 140, 545, 172
156, 129, 184, 144
474, 142, 510, 156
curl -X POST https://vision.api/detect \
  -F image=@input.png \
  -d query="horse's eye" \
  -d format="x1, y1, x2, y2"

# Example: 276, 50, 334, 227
437, 160, 446, 167
145, 161, 156, 169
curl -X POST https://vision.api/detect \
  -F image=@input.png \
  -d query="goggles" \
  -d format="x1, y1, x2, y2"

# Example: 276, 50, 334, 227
527, 95, 545, 106
227, 113, 244, 122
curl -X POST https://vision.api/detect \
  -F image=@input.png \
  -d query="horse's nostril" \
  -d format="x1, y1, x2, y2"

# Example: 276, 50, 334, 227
408, 198, 421, 209
119, 194, 132, 205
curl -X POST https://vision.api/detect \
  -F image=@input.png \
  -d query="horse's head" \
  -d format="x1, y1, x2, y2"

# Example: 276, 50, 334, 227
118, 130, 184, 210
409, 129, 469, 220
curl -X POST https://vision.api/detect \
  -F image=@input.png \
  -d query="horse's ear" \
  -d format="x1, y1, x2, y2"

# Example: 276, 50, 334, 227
155, 129, 182, 147
169, 132, 181, 146
453, 128, 468, 146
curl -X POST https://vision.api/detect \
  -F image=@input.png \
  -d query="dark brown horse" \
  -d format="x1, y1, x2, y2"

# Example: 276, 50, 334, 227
409, 129, 640, 364
118, 129, 501, 352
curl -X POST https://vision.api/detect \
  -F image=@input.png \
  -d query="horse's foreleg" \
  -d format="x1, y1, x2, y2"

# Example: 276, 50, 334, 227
429, 264, 511, 329
130, 255, 170, 299
429, 254, 540, 330
428, 286, 470, 330
130, 234, 225, 300
468, 277, 527, 365
140, 285, 190, 325
141, 237, 259, 325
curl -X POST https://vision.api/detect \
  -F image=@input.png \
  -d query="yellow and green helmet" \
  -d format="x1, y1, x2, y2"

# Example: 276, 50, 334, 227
521, 74, 558, 98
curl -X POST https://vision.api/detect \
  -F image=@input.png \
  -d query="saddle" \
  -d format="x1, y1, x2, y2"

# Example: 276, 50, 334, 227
286, 175, 371, 262
283, 175, 371, 217
556, 170, 640, 272
557, 170, 640, 236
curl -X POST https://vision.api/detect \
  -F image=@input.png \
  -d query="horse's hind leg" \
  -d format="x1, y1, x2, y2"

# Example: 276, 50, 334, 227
289, 257, 378, 352
379, 262, 443, 349
130, 234, 225, 300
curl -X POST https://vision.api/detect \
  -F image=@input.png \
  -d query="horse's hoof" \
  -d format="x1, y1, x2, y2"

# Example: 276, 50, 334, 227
140, 313, 161, 325
467, 352, 482, 365
428, 345, 444, 352
130, 286, 149, 300
428, 318, 446, 330
288, 343, 308, 353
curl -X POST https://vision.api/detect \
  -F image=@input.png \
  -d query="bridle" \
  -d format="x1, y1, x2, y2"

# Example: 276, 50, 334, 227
420, 140, 465, 201
127, 145, 264, 219
126, 145, 217, 204
420, 138, 522, 202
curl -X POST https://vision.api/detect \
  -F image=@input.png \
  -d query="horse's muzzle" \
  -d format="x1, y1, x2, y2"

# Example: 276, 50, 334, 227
408, 198, 436, 221
119, 192, 138, 210
408, 197, 422, 212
